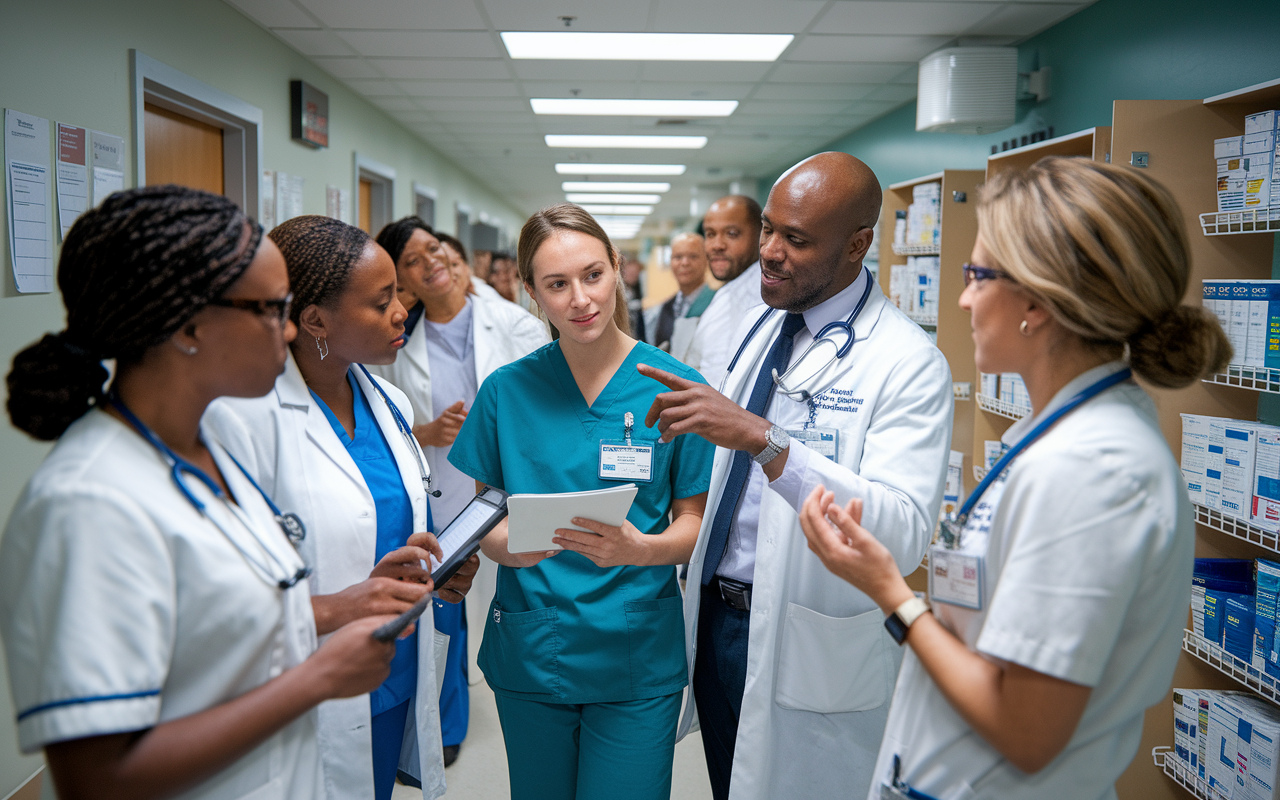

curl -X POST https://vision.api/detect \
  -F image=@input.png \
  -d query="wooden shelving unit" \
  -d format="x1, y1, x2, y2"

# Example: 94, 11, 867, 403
1113, 78, 1280, 800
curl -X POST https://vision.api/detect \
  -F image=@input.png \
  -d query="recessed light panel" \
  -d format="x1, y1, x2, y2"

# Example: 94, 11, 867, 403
566, 193, 662, 204
531, 99, 737, 117
546, 135, 706, 149
562, 182, 671, 193
502, 32, 793, 62
555, 163, 687, 176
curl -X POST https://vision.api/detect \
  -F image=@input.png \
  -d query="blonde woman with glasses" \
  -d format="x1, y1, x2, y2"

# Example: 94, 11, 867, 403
798, 157, 1230, 800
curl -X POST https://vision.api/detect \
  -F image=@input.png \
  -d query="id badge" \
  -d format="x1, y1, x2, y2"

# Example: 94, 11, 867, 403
928, 543, 984, 610
599, 440, 654, 483
786, 426, 840, 460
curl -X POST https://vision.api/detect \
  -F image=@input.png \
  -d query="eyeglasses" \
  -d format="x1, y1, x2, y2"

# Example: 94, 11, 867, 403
208, 293, 293, 325
960, 263, 1010, 286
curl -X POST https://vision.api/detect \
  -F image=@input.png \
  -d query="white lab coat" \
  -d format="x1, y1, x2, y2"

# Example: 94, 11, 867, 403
1, 410, 321, 800
205, 357, 447, 800
677, 285, 954, 800
365, 294, 549, 678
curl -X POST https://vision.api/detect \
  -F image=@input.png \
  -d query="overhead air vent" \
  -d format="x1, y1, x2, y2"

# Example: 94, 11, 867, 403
916, 47, 1017, 134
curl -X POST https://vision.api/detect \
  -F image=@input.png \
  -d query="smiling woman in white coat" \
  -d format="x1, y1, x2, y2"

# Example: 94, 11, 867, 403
641, 153, 953, 800
367, 217, 549, 737
1, 187, 401, 800
205, 216, 477, 800
799, 158, 1229, 800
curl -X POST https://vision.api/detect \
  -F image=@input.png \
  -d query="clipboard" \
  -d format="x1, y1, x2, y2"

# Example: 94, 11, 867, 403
506, 484, 639, 554
372, 485, 508, 643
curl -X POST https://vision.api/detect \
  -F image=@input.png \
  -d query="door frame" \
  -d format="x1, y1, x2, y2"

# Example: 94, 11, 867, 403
354, 153, 396, 234
130, 50, 262, 214
412, 182, 437, 228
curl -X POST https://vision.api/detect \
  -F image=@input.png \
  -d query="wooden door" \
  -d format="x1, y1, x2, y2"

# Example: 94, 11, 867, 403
358, 178, 373, 233
144, 103, 223, 194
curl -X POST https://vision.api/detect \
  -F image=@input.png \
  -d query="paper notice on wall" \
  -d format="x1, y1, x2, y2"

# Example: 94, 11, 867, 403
276, 172, 304, 222
5, 109, 54, 293
55, 123, 88, 239
90, 130, 124, 206
260, 170, 277, 230
326, 184, 351, 224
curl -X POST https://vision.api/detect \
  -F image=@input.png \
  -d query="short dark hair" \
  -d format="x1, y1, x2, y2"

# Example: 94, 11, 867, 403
436, 232, 469, 264
376, 216, 435, 266
708, 194, 763, 235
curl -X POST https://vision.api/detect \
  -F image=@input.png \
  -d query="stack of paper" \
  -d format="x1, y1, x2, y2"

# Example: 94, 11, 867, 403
507, 484, 638, 554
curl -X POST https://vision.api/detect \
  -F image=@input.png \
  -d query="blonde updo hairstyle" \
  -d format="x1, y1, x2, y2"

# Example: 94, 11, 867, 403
978, 157, 1231, 389
517, 203, 631, 337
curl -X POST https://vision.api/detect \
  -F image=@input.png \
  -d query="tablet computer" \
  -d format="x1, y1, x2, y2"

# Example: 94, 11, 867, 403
373, 485, 508, 643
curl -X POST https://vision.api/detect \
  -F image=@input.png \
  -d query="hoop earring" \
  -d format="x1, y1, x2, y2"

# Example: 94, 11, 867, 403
1020, 320, 1031, 337
315, 336, 329, 360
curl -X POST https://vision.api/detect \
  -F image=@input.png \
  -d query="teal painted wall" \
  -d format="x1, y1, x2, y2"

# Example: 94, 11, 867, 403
773, 0, 1280, 189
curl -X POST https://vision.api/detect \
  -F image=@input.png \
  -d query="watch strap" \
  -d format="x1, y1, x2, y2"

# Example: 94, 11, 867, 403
884, 596, 930, 645
753, 424, 789, 466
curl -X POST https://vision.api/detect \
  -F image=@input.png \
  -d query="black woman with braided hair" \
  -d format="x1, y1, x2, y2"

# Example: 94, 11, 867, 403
205, 215, 478, 800
0, 186, 411, 800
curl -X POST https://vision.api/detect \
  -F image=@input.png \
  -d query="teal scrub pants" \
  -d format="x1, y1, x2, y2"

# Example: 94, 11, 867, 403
492, 690, 682, 800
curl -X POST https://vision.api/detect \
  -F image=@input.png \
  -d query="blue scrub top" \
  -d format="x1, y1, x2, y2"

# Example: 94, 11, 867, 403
313, 371, 418, 715
449, 341, 714, 704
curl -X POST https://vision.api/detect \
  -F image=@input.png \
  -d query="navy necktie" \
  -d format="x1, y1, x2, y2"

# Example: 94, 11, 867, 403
701, 312, 807, 586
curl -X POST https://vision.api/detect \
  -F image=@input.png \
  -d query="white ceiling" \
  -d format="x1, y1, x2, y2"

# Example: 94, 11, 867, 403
225, 0, 1093, 236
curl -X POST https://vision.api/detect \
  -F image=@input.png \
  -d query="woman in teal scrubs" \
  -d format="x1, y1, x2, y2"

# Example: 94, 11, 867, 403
448, 203, 714, 800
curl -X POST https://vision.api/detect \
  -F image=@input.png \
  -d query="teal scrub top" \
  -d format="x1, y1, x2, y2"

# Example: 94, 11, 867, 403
448, 340, 714, 704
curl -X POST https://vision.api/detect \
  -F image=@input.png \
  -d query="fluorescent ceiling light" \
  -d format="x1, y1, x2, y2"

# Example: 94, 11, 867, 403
532, 99, 737, 117
562, 182, 670, 193
580, 205, 654, 215
502, 32, 793, 62
566, 193, 662, 204
546, 135, 707, 149
555, 163, 687, 176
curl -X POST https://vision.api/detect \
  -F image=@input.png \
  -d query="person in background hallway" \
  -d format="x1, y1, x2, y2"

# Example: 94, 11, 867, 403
622, 253, 647, 344
799, 157, 1224, 800
447, 203, 715, 800
206, 215, 477, 800
369, 217, 549, 769
650, 232, 715, 363
1, 186, 402, 800
487, 252, 518, 303
438, 232, 504, 303
640, 153, 953, 800
687, 195, 764, 387
472, 250, 494, 286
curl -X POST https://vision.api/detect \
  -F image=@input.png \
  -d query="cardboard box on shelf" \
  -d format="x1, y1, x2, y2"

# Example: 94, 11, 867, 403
1220, 156, 1248, 211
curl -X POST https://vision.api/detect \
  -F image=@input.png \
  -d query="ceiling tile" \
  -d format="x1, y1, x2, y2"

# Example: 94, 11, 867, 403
414, 98, 528, 112
395, 80, 521, 97
769, 62, 917, 83
649, 0, 827, 33
311, 57, 380, 79
336, 30, 501, 59
298, 0, 487, 29
273, 28, 356, 56
638, 62, 774, 83
509, 60, 643, 81
367, 95, 419, 111
787, 34, 953, 62
340, 78, 403, 95
813, 2, 1001, 36
844, 98, 909, 116
864, 83, 918, 102
371, 58, 511, 80
736, 99, 853, 116
965, 3, 1086, 36
636, 82, 756, 100
225, 0, 317, 28
480, 0, 651, 32
752, 82, 877, 101
519, 81, 650, 99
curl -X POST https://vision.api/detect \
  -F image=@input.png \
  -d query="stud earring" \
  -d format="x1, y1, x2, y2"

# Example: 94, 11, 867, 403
316, 336, 329, 360
1020, 320, 1030, 336
174, 341, 198, 356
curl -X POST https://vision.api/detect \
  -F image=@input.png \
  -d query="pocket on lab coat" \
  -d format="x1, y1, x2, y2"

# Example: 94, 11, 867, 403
481, 605, 560, 696
234, 776, 284, 800
624, 594, 687, 694
775, 603, 892, 713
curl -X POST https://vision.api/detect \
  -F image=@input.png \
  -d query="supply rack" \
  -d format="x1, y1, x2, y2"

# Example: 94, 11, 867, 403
1125, 76, 1280, 800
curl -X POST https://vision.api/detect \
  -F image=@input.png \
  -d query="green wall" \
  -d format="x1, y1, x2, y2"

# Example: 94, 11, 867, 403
0, 0, 525, 794
781, 0, 1280, 189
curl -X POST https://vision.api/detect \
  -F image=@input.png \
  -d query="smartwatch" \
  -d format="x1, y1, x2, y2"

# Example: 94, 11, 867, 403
884, 597, 930, 645
753, 424, 790, 466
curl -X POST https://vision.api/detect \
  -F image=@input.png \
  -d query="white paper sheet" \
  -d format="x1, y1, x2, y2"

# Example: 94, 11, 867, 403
326, 184, 351, 224
5, 109, 53, 293
507, 484, 639, 554
260, 170, 276, 230
55, 123, 88, 240
90, 130, 124, 206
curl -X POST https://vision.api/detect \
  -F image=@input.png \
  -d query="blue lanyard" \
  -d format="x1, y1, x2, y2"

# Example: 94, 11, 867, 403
355, 365, 438, 498
109, 395, 310, 589
939, 367, 1133, 548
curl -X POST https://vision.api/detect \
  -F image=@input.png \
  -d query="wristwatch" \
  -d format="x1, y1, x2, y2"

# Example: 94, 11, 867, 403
884, 596, 930, 645
752, 424, 790, 466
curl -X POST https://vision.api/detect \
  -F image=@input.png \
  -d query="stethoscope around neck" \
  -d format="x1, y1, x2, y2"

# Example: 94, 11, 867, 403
109, 394, 311, 591
722, 266, 875, 402
355, 364, 439, 498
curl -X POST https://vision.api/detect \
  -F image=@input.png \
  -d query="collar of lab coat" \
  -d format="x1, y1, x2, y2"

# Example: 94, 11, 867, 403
398, 294, 504, 386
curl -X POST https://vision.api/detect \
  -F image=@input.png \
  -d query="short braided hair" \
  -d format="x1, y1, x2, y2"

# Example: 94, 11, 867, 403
268, 216, 372, 324
7, 184, 261, 440
376, 216, 434, 266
